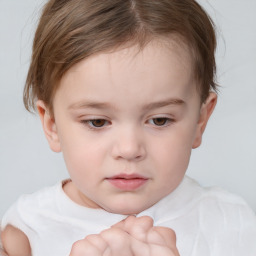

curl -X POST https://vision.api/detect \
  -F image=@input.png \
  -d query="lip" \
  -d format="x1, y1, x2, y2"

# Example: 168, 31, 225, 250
106, 173, 148, 191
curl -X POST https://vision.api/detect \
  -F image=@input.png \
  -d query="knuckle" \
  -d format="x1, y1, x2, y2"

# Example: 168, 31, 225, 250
86, 234, 108, 251
123, 215, 137, 227
151, 226, 177, 247
163, 227, 177, 241
70, 239, 98, 255
101, 228, 127, 243
70, 241, 83, 255
133, 216, 154, 234
137, 216, 154, 226
85, 234, 99, 241
126, 215, 137, 222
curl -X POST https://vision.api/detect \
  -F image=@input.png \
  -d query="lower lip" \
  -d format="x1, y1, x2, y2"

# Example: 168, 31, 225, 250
107, 178, 148, 190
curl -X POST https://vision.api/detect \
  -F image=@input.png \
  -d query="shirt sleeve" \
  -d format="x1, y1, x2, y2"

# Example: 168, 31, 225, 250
1, 195, 35, 243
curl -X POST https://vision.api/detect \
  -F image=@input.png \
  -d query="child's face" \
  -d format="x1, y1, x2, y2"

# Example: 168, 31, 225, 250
38, 39, 216, 215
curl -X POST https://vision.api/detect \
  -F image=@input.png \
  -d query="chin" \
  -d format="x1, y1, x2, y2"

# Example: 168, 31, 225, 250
103, 201, 153, 216
110, 208, 143, 216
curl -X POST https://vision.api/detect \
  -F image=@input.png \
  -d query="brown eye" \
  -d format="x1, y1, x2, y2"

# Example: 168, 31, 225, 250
152, 118, 168, 126
90, 119, 106, 127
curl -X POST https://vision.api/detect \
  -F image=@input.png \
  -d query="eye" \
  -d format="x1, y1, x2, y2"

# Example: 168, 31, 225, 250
153, 118, 168, 126
88, 119, 108, 128
81, 119, 110, 129
148, 117, 173, 126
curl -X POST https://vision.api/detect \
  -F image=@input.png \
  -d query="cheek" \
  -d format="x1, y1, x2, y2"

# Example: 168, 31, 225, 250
149, 126, 195, 172
62, 140, 113, 189
151, 139, 191, 193
62, 147, 103, 192
59, 134, 103, 177
155, 141, 191, 171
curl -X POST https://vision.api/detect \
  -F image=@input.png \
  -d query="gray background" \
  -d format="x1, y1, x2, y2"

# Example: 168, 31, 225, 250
0, 0, 256, 218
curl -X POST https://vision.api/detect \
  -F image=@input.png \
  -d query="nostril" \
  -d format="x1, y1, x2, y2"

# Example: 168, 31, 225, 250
111, 143, 146, 161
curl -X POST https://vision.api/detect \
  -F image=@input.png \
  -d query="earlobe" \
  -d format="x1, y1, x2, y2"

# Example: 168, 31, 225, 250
192, 92, 217, 149
36, 100, 61, 152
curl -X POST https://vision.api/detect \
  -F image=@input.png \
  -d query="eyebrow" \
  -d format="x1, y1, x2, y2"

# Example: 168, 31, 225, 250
68, 101, 112, 110
68, 98, 185, 111
142, 98, 185, 112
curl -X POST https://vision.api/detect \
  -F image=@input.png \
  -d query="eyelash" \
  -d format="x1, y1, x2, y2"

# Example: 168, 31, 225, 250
81, 119, 111, 130
81, 117, 174, 131
147, 117, 174, 127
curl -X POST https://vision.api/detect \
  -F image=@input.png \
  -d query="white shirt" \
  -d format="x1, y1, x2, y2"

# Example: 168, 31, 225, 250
2, 176, 256, 256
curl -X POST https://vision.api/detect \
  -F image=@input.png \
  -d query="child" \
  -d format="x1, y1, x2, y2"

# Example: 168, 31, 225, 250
1, 0, 256, 255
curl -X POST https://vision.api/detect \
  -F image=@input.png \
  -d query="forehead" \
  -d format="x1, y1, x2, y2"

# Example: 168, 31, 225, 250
54, 38, 198, 108
70, 36, 192, 72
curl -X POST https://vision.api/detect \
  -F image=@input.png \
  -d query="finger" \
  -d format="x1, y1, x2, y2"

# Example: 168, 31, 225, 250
130, 228, 180, 256
100, 227, 133, 256
147, 226, 179, 253
153, 226, 176, 246
85, 234, 109, 253
114, 215, 154, 242
111, 217, 128, 229
149, 244, 180, 256
127, 216, 154, 242
129, 232, 180, 256
111, 215, 138, 230
70, 239, 102, 256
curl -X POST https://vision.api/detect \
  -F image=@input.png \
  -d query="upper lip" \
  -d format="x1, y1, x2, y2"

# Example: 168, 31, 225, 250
106, 173, 148, 180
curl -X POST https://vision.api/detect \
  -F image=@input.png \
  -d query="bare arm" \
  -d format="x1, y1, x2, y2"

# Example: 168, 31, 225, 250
1, 225, 31, 256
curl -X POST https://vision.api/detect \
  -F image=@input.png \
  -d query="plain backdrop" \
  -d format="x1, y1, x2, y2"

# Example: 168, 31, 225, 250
0, 0, 255, 218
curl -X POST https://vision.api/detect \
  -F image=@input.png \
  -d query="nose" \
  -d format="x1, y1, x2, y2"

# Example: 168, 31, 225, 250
111, 126, 146, 161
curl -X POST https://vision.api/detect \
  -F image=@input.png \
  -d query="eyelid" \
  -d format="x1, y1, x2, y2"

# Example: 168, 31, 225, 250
80, 117, 111, 130
147, 116, 175, 127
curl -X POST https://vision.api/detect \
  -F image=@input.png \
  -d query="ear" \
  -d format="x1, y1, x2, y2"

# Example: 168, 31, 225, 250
36, 100, 61, 152
192, 92, 217, 149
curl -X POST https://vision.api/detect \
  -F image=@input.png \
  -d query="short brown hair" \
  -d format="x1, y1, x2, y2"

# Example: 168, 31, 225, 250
24, 0, 217, 114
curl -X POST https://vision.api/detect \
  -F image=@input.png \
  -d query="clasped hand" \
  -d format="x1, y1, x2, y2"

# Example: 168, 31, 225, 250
70, 216, 180, 256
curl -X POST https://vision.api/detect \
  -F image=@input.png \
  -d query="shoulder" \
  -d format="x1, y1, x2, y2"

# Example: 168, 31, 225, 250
5, 181, 61, 215
19, 181, 61, 208
1, 225, 31, 256
181, 176, 254, 210
199, 182, 255, 215
196, 183, 256, 253
167, 177, 256, 252
186, 177, 256, 236
185, 177, 256, 219
150, 176, 256, 223
1, 181, 63, 244
157, 176, 256, 228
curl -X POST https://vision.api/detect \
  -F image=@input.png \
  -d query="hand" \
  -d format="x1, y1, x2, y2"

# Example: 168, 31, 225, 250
0, 248, 9, 256
113, 216, 180, 256
69, 216, 179, 256
69, 226, 133, 256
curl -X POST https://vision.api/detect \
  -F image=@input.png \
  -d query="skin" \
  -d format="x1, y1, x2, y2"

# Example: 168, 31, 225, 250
39, 39, 216, 215
70, 216, 180, 256
1, 38, 217, 255
1, 225, 31, 256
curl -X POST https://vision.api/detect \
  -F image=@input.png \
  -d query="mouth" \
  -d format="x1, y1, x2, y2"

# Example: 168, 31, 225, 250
106, 173, 148, 191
